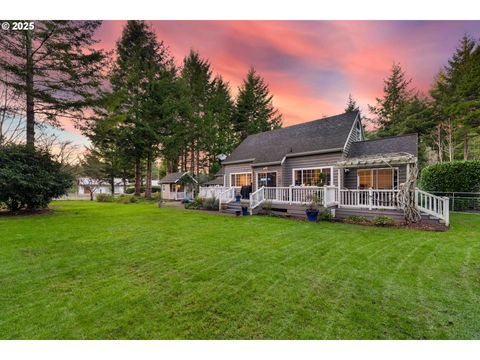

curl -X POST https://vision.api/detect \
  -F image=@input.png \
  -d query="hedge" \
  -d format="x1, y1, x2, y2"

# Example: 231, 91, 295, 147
419, 160, 480, 192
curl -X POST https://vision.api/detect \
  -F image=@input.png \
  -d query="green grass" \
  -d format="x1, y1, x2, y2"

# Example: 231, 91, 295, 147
1, 201, 479, 339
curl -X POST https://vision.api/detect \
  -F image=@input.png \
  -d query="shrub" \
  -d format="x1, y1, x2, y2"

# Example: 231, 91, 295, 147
152, 186, 161, 193
203, 196, 219, 210
96, 193, 113, 202
344, 215, 371, 225
115, 195, 138, 204
0, 144, 74, 211
318, 210, 333, 221
373, 215, 395, 226
125, 186, 145, 194
185, 196, 204, 210
419, 160, 480, 192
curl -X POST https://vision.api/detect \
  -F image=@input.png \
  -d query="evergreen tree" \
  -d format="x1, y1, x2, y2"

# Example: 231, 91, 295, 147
345, 94, 360, 113
180, 50, 214, 176
0, 21, 106, 147
109, 20, 172, 197
368, 62, 413, 136
233, 67, 282, 141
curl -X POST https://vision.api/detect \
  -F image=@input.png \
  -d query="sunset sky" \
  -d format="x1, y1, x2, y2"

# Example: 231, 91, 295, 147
59, 20, 480, 147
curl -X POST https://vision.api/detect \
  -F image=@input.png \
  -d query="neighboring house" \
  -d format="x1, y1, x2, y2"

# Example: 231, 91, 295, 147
160, 172, 197, 200
78, 177, 126, 196
201, 111, 449, 226
202, 168, 225, 187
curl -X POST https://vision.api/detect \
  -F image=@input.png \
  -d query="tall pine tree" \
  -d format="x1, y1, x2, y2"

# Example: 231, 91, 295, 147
368, 62, 413, 136
233, 67, 282, 141
0, 21, 106, 147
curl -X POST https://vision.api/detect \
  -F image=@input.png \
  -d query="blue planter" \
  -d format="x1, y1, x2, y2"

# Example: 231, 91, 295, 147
305, 209, 319, 222
242, 207, 249, 216
235, 195, 241, 202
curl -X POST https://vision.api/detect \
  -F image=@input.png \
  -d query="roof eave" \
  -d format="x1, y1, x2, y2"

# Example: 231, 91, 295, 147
222, 158, 255, 165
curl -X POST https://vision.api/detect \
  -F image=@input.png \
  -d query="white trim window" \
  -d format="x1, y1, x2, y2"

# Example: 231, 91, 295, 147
230, 172, 252, 187
256, 171, 277, 188
293, 167, 333, 186
357, 168, 399, 190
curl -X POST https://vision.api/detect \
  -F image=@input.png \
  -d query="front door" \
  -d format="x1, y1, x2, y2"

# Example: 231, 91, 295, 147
257, 172, 277, 188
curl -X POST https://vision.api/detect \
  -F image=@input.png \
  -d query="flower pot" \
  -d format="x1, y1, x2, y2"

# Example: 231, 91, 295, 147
305, 209, 319, 222
235, 195, 241, 202
235, 210, 241, 216
242, 207, 249, 216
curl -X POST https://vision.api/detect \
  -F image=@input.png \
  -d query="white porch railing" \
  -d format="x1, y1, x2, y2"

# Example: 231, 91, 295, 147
218, 187, 235, 210
338, 189, 400, 210
415, 188, 449, 225
249, 186, 265, 214
199, 186, 229, 199
263, 186, 328, 205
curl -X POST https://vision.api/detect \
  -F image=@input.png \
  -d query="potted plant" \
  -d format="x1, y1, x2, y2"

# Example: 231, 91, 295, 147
241, 199, 250, 216
305, 194, 320, 222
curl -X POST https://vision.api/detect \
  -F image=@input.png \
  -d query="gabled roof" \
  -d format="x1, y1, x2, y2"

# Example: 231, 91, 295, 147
347, 134, 418, 158
223, 111, 359, 165
159, 172, 198, 184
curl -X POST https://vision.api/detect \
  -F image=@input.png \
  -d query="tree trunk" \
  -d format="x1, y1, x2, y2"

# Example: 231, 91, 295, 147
25, 30, 35, 148
463, 132, 469, 160
437, 124, 443, 163
196, 145, 200, 176
447, 119, 454, 161
110, 175, 115, 195
134, 157, 141, 196
190, 142, 195, 175
145, 153, 152, 199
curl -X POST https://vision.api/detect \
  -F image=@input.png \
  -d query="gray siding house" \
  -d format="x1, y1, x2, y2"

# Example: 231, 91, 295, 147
222, 111, 414, 192
201, 111, 449, 226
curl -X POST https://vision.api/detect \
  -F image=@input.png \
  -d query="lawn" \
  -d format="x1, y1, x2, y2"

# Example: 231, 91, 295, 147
0, 201, 479, 339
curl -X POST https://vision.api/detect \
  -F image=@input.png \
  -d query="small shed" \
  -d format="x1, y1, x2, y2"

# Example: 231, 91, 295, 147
159, 172, 197, 200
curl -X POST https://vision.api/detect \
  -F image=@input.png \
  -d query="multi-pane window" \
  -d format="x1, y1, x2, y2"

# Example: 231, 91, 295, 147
357, 168, 398, 189
294, 168, 331, 186
257, 172, 277, 187
231, 173, 252, 187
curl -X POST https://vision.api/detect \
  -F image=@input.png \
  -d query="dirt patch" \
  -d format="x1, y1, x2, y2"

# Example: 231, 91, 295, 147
0, 208, 54, 217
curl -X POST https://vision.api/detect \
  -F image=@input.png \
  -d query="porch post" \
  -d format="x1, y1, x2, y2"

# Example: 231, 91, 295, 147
337, 168, 341, 190
368, 187, 373, 210
175, 184, 178, 200
289, 185, 292, 205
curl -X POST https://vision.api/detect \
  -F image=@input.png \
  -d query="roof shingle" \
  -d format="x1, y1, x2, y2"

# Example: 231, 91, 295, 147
224, 111, 359, 164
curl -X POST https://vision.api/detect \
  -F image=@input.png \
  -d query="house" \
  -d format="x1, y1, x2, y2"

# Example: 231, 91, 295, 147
200, 111, 449, 226
78, 177, 126, 196
202, 168, 225, 187
160, 172, 197, 200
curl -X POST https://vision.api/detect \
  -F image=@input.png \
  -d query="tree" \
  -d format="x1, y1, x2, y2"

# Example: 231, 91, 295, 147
180, 50, 214, 176
0, 21, 107, 147
0, 144, 74, 211
79, 150, 106, 200
0, 78, 24, 145
345, 94, 360, 113
109, 20, 173, 197
368, 62, 413, 136
233, 67, 282, 141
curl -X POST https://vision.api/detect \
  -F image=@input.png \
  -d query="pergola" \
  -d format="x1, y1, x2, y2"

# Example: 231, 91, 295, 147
335, 152, 417, 168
